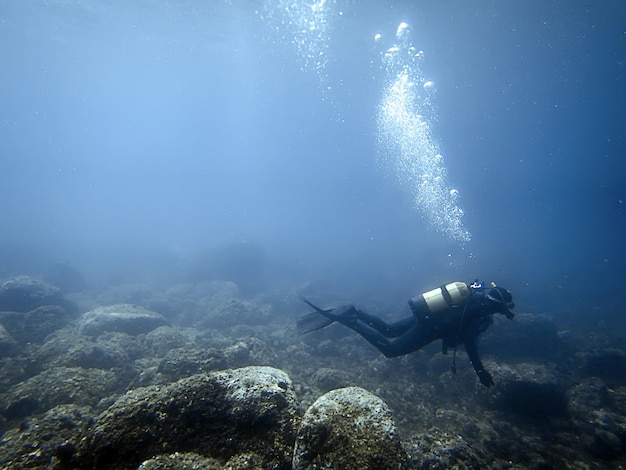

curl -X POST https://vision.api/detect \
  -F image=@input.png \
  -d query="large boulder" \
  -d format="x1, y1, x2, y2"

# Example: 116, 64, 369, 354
0, 404, 94, 469
76, 366, 299, 469
77, 304, 169, 336
403, 427, 487, 469
0, 322, 18, 356
477, 362, 569, 420
567, 378, 626, 460
481, 313, 564, 362
0, 305, 72, 344
578, 348, 626, 386
137, 452, 224, 469
0, 276, 76, 313
292, 386, 406, 469
0, 366, 122, 421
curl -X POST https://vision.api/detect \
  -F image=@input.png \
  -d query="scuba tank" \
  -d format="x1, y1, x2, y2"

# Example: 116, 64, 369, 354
408, 282, 470, 321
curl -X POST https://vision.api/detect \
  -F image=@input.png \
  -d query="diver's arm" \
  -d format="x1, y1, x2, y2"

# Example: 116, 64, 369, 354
464, 336, 493, 387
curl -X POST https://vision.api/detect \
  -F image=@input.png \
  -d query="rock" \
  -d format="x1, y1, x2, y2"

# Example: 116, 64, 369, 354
157, 347, 227, 381
138, 451, 267, 470
588, 428, 624, 460
144, 326, 200, 357
403, 427, 487, 469
478, 362, 568, 419
138, 452, 223, 470
77, 304, 169, 336
196, 297, 272, 329
578, 348, 626, 386
222, 337, 276, 368
567, 377, 610, 417
34, 330, 132, 371
567, 378, 626, 460
76, 366, 299, 469
0, 305, 72, 344
311, 367, 353, 392
0, 275, 76, 313
0, 322, 18, 356
576, 410, 626, 460
0, 404, 94, 469
292, 386, 406, 470
0, 366, 122, 420
482, 313, 564, 362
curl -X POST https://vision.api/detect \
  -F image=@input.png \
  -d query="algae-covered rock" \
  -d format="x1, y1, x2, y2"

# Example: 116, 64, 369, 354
477, 362, 568, 419
0, 366, 121, 420
77, 304, 169, 336
403, 427, 486, 469
0, 404, 94, 469
138, 452, 224, 470
77, 366, 299, 469
0, 276, 75, 313
292, 386, 406, 469
0, 322, 18, 356
0, 305, 73, 345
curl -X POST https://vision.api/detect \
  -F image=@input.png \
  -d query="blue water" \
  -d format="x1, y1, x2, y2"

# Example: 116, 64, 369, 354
0, 1, 624, 315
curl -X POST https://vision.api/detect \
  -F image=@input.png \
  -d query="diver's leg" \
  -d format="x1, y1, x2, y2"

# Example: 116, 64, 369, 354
343, 321, 433, 358
333, 306, 415, 338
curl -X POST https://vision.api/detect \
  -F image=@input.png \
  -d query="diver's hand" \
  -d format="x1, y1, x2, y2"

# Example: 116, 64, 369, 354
477, 369, 494, 387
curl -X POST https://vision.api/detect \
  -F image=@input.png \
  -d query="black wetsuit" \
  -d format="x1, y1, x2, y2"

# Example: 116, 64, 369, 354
330, 293, 498, 386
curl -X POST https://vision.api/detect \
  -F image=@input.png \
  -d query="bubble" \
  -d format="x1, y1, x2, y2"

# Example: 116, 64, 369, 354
376, 24, 470, 244
263, 0, 336, 89
396, 22, 410, 40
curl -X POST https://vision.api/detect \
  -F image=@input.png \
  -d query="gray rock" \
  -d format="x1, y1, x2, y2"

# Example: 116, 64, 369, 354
0, 322, 18, 356
482, 313, 564, 362
0, 366, 122, 420
144, 325, 200, 357
0, 305, 72, 344
78, 304, 169, 336
196, 296, 272, 329
138, 451, 267, 470
567, 378, 626, 460
578, 348, 626, 386
138, 452, 223, 470
311, 367, 353, 392
567, 377, 610, 416
76, 366, 299, 469
477, 362, 568, 419
403, 427, 486, 469
157, 347, 227, 381
34, 329, 134, 371
292, 386, 406, 470
0, 404, 94, 469
0, 275, 76, 313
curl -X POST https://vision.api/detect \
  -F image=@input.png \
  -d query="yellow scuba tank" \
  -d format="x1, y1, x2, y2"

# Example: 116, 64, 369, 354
408, 282, 470, 320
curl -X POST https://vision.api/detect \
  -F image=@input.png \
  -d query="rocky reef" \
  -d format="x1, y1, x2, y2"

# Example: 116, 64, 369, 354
0, 275, 625, 469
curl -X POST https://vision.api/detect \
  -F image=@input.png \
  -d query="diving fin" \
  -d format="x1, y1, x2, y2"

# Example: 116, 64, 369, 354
297, 297, 336, 335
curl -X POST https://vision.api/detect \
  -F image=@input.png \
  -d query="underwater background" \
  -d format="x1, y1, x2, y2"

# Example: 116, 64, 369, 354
1, 0, 623, 314
0, 1, 625, 468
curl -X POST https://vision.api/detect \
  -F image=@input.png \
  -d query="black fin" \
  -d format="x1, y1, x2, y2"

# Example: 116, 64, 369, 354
297, 297, 335, 335
297, 312, 334, 335
299, 296, 327, 313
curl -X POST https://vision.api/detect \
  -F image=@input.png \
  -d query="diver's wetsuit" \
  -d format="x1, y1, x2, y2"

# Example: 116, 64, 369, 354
332, 300, 492, 376
304, 283, 515, 387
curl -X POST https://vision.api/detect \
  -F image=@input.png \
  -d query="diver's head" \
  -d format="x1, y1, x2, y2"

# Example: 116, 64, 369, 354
486, 286, 515, 319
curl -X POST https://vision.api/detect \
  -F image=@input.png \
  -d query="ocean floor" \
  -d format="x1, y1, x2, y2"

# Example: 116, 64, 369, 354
0, 275, 625, 469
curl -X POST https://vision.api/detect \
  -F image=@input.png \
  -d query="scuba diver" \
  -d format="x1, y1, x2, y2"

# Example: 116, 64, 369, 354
298, 280, 515, 387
